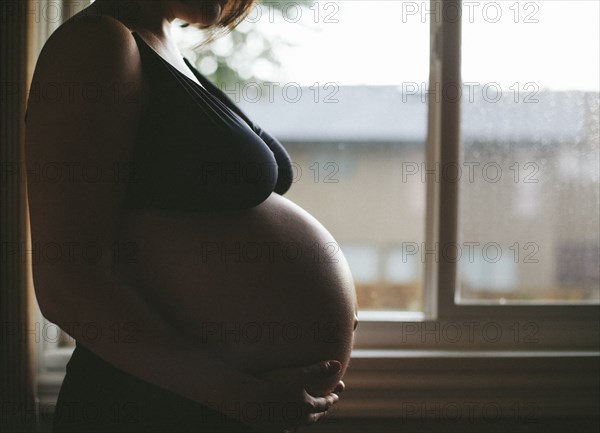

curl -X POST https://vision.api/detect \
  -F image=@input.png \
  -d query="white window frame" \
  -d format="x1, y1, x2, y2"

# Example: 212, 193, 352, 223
34, 0, 600, 422
356, 0, 599, 344
349, 1, 598, 418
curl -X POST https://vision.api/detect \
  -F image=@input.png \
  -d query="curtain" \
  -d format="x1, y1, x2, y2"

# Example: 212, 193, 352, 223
1, 1, 37, 431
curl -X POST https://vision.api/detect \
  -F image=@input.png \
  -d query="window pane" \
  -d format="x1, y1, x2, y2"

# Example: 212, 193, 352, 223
458, 0, 600, 303
176, 1, 430, 311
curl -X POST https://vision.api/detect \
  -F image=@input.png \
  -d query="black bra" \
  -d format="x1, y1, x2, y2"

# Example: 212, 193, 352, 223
122, 31, 293, 212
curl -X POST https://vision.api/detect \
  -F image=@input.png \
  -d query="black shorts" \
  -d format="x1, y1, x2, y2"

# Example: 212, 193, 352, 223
52, 342, 255, 432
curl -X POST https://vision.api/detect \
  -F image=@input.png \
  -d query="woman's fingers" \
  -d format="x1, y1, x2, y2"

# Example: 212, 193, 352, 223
299, 393, 339, 425
302, 360, 342, 379
310, 392, 339, 414
255, 362, 345, 430
334, 380, 345, 393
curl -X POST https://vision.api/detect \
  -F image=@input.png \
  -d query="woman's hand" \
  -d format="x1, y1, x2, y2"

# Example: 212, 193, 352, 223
242, 360, 345, 432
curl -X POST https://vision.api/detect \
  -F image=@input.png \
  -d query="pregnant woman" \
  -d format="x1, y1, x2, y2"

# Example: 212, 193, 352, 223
25, 0, 358, 432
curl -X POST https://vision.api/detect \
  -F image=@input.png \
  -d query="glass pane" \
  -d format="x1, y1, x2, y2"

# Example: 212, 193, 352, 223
458, 0, 600, 303
176, 1, 430, 311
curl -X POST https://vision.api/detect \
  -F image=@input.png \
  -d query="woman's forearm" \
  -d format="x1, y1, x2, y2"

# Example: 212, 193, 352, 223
46, 268, 267, 422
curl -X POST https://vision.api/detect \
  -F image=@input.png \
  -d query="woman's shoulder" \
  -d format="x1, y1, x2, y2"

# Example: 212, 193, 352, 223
27, 10, 146, 125
34, 12, 141, 85
26, 11, 146, 153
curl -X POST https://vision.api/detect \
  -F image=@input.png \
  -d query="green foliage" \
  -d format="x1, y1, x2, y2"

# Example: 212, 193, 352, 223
180, 0, 315, 86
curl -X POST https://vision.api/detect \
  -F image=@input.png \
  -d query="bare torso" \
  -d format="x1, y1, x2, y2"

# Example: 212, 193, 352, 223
114, 193, 358, 394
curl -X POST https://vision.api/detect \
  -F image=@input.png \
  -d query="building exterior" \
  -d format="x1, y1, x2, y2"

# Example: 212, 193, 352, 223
239, 86, 600, 310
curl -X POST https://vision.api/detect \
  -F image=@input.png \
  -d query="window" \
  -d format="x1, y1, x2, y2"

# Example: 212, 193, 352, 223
430, 1, 598, 328
457, 0, 600, 304
459, 245, 518, 295
176, 0, 600, 345
177, 0, 598, 329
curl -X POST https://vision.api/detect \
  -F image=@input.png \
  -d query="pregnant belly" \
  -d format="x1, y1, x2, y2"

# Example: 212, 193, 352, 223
115, 193, 358, 394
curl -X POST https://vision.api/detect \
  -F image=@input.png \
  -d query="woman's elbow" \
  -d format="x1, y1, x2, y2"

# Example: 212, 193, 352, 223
31, 271, 90, 328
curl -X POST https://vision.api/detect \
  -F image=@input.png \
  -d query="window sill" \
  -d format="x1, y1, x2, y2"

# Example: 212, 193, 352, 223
337, 349, 599, 419
38, 348, 599, 421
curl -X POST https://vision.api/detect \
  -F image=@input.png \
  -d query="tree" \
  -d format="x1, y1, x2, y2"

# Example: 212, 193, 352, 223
176, 0, 315, 86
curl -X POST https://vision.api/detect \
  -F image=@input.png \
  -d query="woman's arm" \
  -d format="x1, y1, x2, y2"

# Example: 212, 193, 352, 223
25, 16, 338, 431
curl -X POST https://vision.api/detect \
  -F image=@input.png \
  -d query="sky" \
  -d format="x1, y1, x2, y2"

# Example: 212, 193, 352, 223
200, 0, 600, 91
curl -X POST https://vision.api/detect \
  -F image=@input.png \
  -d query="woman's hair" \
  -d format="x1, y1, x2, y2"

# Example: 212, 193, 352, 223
217, 0, 256, 32
185, 0, 256, 46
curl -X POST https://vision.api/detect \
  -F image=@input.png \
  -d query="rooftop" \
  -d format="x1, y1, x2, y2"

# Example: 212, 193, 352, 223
237, 87, 594, 144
